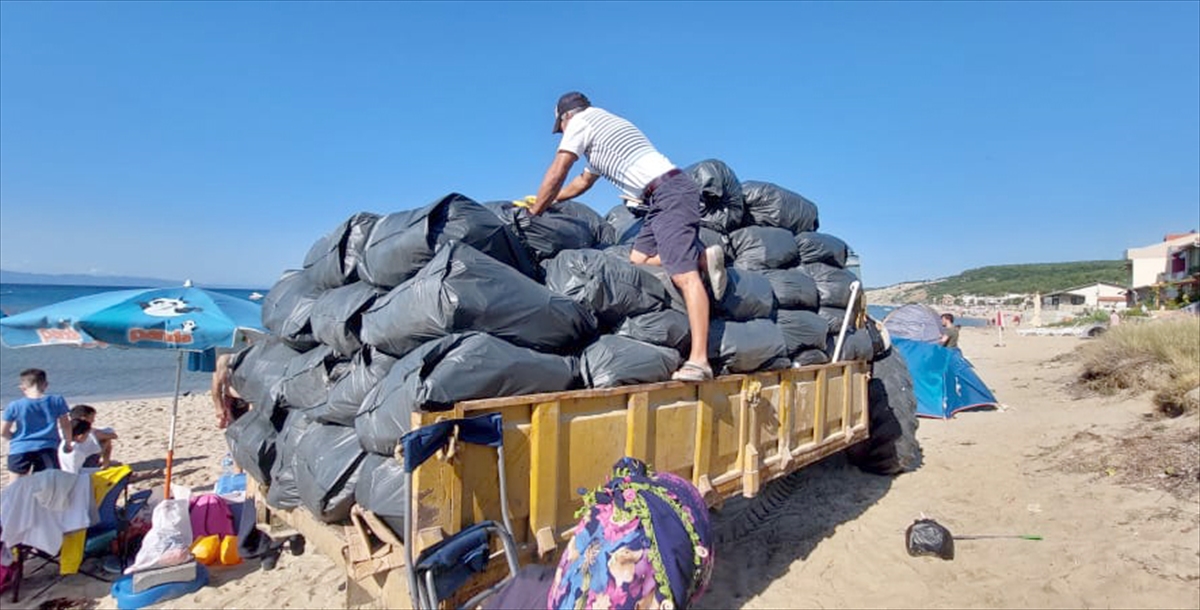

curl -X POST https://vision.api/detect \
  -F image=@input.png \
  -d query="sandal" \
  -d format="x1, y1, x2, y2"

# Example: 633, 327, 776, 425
672, 361, 714, 382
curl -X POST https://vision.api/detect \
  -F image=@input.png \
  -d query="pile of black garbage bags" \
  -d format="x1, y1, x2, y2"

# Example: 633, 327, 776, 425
225, 159, 877, 534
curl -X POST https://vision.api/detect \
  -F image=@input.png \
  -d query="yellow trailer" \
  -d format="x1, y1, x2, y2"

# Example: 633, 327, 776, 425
256, 358, 879, 608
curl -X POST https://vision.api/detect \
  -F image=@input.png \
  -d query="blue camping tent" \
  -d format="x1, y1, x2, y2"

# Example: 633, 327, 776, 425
890, 338, 998, 418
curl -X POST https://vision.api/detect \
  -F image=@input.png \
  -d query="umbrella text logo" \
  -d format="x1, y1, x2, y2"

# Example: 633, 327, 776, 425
128, 327, 195, 345
37, 327, 84, 344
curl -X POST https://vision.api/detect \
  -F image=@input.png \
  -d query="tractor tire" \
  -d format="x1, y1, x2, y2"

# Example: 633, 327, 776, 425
846, 346, 922, 475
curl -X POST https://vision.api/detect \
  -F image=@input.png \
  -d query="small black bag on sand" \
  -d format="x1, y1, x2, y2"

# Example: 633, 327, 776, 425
717, 269, 777, 321
294, 423, 367, 523
741, 180, 820, 234
795, 232, 850, 268
542, 249, 672, 329
361, 242, 599, 358
580, 335, 682, 388
616, 309, 692, 356
310, 281, 381, 358
708, 319, 791, 375
354, 454, 408, 540
761, 268, 820, 311
230, 337, 302, 410
261, 270, 323, 352
303, 212, 380, 290
356, 333, 580, 455
776, 309, 829, 357
905, 518, 955, 560
266, 410, 320, 510
729, 226, 799, 271
317, 346, 398, 427
685, 159, 745, 233
359, 193, 540, 289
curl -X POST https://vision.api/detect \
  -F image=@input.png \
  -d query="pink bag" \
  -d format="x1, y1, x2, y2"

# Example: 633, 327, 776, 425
189, 493, 235, 542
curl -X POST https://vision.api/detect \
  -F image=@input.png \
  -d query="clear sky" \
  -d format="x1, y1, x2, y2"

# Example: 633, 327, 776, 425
1, 1, 1197, 289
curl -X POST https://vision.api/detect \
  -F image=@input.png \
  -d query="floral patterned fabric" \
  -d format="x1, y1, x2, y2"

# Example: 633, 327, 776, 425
549, 457, 714, 609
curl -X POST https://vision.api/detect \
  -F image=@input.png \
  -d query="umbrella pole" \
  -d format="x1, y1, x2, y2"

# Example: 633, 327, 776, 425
165, 351, 184, 499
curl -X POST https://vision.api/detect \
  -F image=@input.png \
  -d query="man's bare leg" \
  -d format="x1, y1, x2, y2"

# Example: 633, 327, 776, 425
671, 270, 711, 366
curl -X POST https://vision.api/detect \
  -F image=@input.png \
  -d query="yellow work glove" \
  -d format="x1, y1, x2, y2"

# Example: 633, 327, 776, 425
511, 195, 538, 209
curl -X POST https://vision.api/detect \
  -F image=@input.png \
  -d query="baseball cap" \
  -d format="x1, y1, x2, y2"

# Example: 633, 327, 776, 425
552, 91, 591, 133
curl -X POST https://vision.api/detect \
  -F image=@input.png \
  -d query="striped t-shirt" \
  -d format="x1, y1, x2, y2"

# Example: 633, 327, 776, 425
558, 107, 675, 198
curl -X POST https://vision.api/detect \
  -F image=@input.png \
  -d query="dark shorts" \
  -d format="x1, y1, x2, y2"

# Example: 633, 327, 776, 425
632, 171, 703, 276
7, 447, 60, 475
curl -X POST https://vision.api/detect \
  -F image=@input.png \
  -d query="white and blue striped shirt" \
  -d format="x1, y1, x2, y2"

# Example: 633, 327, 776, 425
558, 107, 676, 198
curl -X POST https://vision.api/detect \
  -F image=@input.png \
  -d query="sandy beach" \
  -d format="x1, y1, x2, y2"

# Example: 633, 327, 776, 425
3, 326, 1198, 609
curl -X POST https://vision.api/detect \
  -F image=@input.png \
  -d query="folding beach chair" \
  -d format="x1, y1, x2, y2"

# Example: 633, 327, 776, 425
10, 465, 151, 603
400, 413, 519, 610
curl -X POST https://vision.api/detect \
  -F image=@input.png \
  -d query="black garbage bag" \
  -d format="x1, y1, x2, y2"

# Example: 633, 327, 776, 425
361, 242, 598, 358
353, 454, 408, 540
358, 193, 539, 289
803, 262, 858, 309
729, 226, 799, 271
795, 232, 850, 268
684, 159, 744, 233
827, 329, 875, 362
580, 335, 682, 388
543, 249, 672, 329
356, 333, 580, 455
303, 212, 380, 290
266, 410, 320, 510
316, 346, 398, 427
776, 309, 828, 357
698, 227, 733, 261
261, 270, 323, 351
717, 269, 777, 321
294, 423, 367, 523
605, 204, 644, 246
224, 405, 280, 487
708, 319, 790, 375
230, 337, 302, 410
817, 306, 849, 335
761, 268, 820, 311
310, 282, 382, 358
278, 345, 352, 411
490, 199, 606, 261
793, 348, 831, 367
616, 309, 692, 356
741, 180, 819, 234
905, 519, 955, 560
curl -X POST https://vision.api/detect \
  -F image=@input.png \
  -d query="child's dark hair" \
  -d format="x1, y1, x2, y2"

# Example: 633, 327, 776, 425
70, 404, 97, 419
941, 313, 956, 324
71, 418, 92, 438
19, 368, 47, 388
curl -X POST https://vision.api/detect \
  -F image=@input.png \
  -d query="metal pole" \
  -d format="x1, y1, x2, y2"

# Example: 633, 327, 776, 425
832, 281, 862, 363
165, 350, 183, 499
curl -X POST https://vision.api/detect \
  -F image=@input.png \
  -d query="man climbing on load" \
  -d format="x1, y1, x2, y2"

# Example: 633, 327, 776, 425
529, 91, 727, 381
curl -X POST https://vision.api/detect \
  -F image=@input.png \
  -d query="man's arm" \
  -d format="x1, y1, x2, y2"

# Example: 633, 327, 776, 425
531, 151, 579, 216
556, 170, 601, 203
1, 419, 13, 440
57, 415, 73, 452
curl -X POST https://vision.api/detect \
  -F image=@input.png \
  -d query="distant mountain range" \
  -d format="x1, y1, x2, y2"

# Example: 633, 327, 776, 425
865, 260, 1129, 305
0, 269, 264, 290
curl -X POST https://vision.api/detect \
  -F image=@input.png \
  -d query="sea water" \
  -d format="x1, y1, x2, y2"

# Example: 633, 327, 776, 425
0, 283, 265, 406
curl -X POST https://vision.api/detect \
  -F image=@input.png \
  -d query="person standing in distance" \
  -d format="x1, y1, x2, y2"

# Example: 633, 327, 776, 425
530, 92, 727, 381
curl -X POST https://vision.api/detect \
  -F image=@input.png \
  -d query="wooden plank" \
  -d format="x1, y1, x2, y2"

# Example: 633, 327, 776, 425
529, 400, 561, 557
626, 391, 650, 461
692, 387, 713, 489
777, 374, 794, 471
459, 374, 751, 410
813, 367, 827, 443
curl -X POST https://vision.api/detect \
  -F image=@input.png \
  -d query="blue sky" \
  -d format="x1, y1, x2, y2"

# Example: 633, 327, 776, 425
1, 1, 1197, 289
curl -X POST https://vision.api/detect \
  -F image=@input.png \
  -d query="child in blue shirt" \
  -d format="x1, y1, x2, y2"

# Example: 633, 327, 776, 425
1, 368, 73, 475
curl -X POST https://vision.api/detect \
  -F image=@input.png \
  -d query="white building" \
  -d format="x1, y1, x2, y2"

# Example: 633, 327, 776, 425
1126, 232, 1200, 306
1042, 282, 1129, 311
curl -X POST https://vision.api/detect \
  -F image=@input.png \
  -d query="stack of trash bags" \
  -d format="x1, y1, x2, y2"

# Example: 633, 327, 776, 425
226, 160, 882, 538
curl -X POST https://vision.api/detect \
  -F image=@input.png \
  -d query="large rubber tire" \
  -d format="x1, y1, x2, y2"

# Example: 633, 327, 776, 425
846, 347, 922, 474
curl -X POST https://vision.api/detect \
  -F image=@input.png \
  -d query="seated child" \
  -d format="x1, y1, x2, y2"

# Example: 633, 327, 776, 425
70, 404, 117, 468
58, 418, 102, 474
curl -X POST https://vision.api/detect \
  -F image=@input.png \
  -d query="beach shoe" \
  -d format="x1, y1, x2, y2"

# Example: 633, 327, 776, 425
288, 534, 306, 557
672, 361, 714, 382
705, 245, 728, 300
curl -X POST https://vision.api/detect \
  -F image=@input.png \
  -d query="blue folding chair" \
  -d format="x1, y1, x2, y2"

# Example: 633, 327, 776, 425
400, 413, 519, 609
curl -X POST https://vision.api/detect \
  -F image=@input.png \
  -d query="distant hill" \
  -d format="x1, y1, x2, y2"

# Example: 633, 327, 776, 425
867, 260, 1129, 304
0, 269, 182, 287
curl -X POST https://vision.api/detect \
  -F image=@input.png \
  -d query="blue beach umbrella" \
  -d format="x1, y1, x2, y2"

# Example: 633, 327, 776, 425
0, 281, 265, 497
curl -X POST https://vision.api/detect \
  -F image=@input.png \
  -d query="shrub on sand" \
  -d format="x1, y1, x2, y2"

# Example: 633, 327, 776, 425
1076, 316, 1200, 416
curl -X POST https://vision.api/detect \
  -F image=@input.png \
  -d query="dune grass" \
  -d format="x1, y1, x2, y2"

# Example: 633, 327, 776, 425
1076, 316, 1200, 415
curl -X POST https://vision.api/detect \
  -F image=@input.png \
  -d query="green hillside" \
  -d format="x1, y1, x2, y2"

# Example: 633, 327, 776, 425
926, 260, 1129, 298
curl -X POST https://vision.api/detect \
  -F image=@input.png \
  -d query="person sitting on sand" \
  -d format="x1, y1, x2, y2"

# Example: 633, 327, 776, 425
58, 418, 103, 474
212, 352, 251, 429
69, 404, 117, 468
1, 368, 73, 476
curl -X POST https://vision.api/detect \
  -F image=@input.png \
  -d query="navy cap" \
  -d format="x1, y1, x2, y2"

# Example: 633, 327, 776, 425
552, 91, 590, 134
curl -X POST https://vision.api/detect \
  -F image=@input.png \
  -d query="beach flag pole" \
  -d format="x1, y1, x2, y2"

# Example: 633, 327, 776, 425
165, 350, 184, 499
